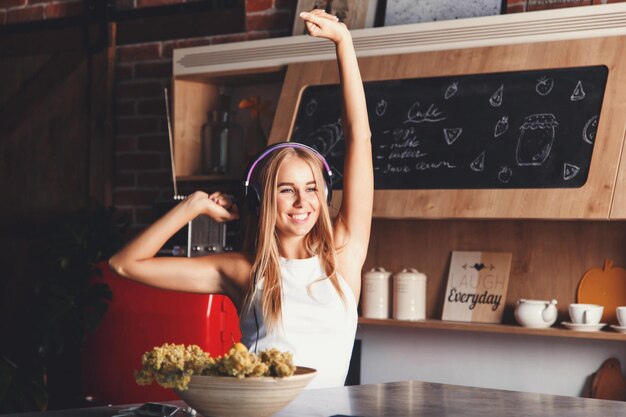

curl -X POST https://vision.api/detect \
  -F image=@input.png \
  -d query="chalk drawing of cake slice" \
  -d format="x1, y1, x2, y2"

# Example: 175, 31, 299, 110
489, 84, 504, 107
571, 81, 586, 101
563, 163, 580, 181
443, 127, 463, 145
470, 151, 486, 172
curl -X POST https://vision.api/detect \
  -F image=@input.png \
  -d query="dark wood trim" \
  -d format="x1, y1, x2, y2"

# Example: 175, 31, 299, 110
0, 0, 245, 55
0, 1, 109, 56
111, 0, 240, 20
0, 25, 91, 56
0, 49, 85, 133
87, 22, 116, 207
113, 0, 245, 45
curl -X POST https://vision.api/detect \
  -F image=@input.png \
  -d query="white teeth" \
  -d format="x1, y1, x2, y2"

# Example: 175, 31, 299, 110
291, 213, 308, 220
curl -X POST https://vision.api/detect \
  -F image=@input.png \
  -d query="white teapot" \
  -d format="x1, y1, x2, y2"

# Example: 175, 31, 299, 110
514, 299, 558, 328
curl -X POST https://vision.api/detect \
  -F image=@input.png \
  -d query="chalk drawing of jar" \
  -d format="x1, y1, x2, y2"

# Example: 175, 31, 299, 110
515, 113, 558, 166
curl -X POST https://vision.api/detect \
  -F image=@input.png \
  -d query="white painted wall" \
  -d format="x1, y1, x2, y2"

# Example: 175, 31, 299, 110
358, 326, 626, 397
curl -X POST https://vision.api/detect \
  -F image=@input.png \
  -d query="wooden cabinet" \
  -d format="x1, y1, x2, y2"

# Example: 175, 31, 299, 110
275, 36, 626, 219
609, 128, 626, 219
173, 4, 626, 219
172, 69, 284, 181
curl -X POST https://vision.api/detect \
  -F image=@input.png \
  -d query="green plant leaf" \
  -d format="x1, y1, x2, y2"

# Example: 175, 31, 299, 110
0, 357, 47, 413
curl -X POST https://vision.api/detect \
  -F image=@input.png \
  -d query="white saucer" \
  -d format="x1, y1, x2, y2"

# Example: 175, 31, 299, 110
561, 321, 606, 332
610, 324, 626, 334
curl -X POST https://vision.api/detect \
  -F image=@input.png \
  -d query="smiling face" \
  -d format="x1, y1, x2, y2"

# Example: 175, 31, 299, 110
274, 155, 322, 241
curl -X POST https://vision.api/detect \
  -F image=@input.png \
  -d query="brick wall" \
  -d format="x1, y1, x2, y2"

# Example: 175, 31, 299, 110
0, 0, 81, 24
0, 0, 294, 233
113, 0, 295, 233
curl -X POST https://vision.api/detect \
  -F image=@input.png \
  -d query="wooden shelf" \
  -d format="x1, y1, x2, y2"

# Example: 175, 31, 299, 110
172, 76, 281, 180
358, 318, 626, 342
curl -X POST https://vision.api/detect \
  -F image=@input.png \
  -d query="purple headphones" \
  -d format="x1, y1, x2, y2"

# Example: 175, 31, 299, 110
243, 142, 333, 212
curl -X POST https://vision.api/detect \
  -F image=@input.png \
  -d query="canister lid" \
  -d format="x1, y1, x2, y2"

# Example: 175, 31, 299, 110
363, 267, 392, 280
395, 268, 427, 281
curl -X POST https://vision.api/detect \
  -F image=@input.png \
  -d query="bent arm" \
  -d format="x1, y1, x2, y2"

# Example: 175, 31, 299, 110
109, 191, 246, 294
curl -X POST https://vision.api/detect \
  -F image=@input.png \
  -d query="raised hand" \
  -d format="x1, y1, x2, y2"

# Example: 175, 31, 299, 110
299, 9, 350, 44
186, 191, 238, 223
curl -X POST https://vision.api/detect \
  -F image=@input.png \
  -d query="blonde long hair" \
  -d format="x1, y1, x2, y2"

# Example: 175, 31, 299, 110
242, 147, 345, 331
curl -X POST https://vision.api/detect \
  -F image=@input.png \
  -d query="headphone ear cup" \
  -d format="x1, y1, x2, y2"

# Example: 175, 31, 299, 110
247, 184, 262, 216
324, 173, 332, 204
324, 181, 331, 204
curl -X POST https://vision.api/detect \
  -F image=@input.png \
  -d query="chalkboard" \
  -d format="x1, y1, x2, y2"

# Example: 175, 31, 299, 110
290, 65, 608, 189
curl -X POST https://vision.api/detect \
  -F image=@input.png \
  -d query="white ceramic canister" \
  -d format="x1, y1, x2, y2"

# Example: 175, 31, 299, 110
362, 267, 392, 319
393, 268, 427, 321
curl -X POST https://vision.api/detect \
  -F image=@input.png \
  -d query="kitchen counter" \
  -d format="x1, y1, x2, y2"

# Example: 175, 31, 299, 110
5, 380, 626, 417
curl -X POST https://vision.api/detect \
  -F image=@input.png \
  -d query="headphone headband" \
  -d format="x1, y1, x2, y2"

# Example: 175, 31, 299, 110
244, 142, 332, 191
243, 142, 333, 211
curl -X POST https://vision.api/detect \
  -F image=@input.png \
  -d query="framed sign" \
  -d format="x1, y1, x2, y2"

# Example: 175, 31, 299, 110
384, 0, 502, 26
292, 0, 377, 35
442, 251, 512, 323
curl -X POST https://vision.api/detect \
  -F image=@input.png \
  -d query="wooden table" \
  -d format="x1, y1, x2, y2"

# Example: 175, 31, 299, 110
6, 380, 626, 417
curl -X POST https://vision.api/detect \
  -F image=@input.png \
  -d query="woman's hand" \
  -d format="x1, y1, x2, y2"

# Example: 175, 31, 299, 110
208, 191, 239, 222
186, 191, 239, 223
299, 9, 350, 44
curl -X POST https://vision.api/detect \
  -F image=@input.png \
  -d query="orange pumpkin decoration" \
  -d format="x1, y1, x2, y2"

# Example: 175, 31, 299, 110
577, 259, 626, 324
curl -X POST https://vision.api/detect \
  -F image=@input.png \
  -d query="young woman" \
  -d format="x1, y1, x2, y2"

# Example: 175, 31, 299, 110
109, 9, 372, 389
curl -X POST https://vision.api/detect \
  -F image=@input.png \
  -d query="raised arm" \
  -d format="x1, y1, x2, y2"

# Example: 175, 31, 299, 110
300, 11, 373, 271
109, 191, 249, 297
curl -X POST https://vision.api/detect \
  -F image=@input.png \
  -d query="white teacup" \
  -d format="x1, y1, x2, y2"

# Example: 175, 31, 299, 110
616, 306, 626, 327
569, 303, 603, 325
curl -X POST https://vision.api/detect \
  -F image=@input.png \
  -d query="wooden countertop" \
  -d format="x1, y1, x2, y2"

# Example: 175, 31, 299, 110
276, 381, 626, 417
6, 380, 626, 417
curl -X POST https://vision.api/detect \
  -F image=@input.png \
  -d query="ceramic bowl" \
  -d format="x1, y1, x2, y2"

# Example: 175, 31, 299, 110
174, 367, 317, 417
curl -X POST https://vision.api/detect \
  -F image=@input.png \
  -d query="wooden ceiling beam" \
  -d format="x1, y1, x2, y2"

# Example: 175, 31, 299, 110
0, 0, 245, 56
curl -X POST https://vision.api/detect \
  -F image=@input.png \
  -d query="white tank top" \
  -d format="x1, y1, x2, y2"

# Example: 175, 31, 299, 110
239, 256, 358, 389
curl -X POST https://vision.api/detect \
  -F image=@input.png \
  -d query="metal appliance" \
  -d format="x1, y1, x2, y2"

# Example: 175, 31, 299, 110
158, 88, 235, 257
